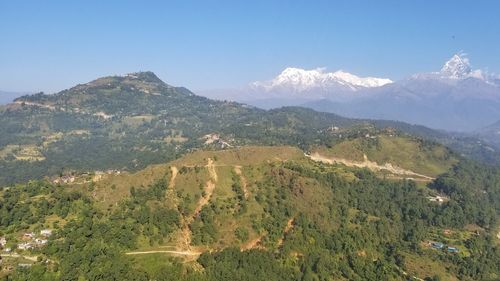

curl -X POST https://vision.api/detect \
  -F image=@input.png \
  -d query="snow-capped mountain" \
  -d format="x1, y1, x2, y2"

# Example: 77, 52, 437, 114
199, 52, 500, 132
251, 67, 392, 93
199, 67, 392, 107
304, 53, 500, 131
440, 53, 474, 78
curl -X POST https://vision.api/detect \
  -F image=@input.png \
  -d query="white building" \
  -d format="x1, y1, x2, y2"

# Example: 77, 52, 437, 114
18, 242, 33, 250
40, 229, 52, 237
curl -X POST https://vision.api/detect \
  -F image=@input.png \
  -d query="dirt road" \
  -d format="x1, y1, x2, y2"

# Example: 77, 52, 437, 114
125, 250, 201, 256
307, 152, 434, 181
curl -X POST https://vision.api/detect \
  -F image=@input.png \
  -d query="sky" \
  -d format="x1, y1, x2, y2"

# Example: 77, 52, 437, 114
1, 0, 500, 93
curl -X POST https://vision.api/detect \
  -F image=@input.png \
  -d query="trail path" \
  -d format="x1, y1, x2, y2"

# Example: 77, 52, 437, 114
125, 250, 201, 256
242, 235, 263, 251
179, 158, 218, 251
1, 253, 38, 261
192, 158, 217, 218
307, 152, 434, 181
165, 166, 179, 205
234, 166, 249, 199
277, 218, 294, 247
127, 159, 218, 257
169, 166, 178, 189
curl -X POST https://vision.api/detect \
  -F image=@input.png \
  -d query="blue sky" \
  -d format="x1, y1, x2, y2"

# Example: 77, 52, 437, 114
1, 0, 499, 93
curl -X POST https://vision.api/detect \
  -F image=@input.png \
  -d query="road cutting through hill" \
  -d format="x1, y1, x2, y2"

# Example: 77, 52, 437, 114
125, 250, 201, 256
307, 152, 434, 181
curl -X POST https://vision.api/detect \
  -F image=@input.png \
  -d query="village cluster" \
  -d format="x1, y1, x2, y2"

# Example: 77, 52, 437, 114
0, 229, 52, 253
52, 169, 121, 184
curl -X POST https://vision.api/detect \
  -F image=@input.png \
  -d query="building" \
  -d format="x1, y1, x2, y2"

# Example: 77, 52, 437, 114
0, 237, 6, 247
447, 246, 459, 253
17, 242, 33, 250
428, 196, 446, 203
40, 229, 52, 237
431, 242, 444, 249
35, 238, 48, 246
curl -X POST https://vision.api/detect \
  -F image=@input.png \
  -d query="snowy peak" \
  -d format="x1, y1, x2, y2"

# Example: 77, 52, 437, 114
440, 53, 472, 78
253, 67, 392, 93
329, 70, 393, 88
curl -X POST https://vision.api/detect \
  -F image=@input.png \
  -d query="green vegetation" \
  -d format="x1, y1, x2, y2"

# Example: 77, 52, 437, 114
0, 73, 499, 280
0, 72, 498, 186
0, 146, 498, 280
313, 134, 458, 177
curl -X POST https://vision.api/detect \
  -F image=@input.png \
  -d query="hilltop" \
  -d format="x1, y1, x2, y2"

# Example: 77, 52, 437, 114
0, 71, 497, 186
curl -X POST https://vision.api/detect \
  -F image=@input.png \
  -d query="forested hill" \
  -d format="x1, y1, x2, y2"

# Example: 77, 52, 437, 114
0, 72, 497, 185
1, 146, 499, 280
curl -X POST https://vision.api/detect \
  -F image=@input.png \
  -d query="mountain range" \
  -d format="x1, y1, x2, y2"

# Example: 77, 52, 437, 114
202, 53, 500, 132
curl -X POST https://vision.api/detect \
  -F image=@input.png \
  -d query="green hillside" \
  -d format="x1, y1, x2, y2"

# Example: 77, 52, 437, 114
1, 146, 499, 280
0, 72, 499, 279
311, 134, 459, 178
0, 72, 497, 186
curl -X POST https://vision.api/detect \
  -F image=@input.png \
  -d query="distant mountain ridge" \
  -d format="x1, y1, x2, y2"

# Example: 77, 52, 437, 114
312, 53, 500, 132
251, 67, 392, 96
203, 53, 500, 132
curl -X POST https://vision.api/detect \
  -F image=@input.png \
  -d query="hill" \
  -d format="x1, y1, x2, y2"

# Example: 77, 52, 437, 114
477, 120, 500, 148
1, 145, 499, 280
309, 134, 458, 179
0, 71, 497, 186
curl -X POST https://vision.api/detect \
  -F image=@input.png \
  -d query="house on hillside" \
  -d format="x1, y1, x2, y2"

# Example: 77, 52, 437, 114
431, 242, 444, 249
35, 238, 48, 246
17, 242, 33, 250
428, 195, 447, 203
40, 229, 52, 237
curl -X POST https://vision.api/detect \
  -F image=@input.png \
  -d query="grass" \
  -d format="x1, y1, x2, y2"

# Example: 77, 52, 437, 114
425, 227, 475, 257
82, 146, 303, 211
403, 252, 458, 281
170, 146, 304, 167
313, 135, 458, 177
0, 144, 45, 162
126, 253, 181, 274
91, 163, 170, 209
123, 115, 156, 126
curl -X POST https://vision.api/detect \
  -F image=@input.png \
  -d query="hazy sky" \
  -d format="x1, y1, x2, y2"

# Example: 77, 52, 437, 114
1, 0, 499, 93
